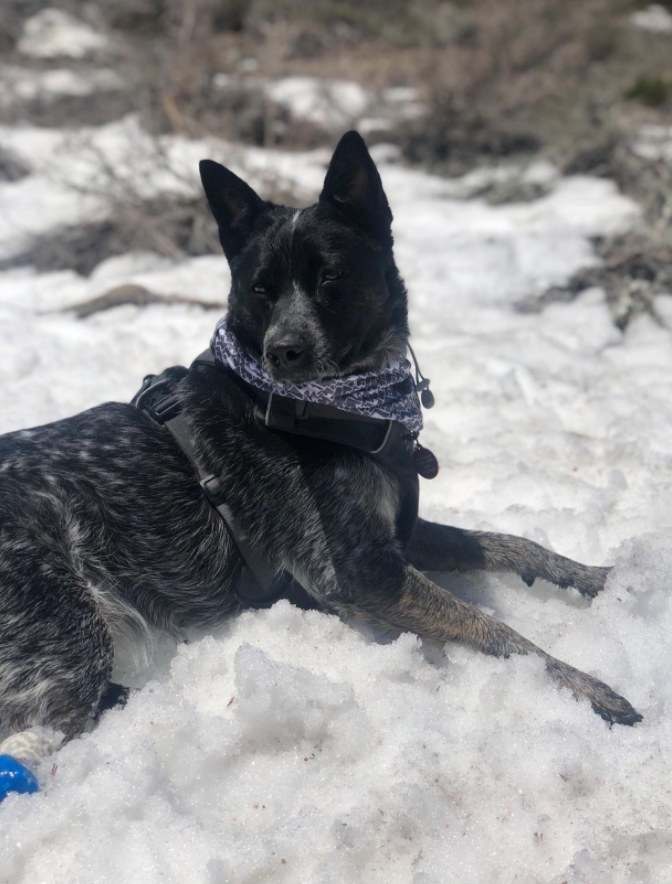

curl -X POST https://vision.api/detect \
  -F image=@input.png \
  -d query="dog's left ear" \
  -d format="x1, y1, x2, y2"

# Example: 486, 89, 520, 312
199, 159, 265, 261
319, 131, 393, 245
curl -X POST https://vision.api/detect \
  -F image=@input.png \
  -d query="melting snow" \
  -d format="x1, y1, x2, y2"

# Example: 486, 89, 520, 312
0, 118, 671, 882
17, 8, 109, 60
630, 4, 672, 33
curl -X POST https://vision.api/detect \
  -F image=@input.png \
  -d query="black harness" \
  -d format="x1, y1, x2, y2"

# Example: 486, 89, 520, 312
131, 349, 426, 608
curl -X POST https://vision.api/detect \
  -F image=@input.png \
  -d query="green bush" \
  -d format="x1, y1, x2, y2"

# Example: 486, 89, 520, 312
626, 75, 669, 107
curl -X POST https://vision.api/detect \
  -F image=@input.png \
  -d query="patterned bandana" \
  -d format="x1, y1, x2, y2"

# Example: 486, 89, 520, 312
212, 323, 423, 434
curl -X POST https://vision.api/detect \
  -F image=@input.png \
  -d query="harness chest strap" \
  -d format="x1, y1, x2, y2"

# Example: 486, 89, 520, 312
166, 410, 294, 604
131, 351, 422, 607
132, 365, 292, 606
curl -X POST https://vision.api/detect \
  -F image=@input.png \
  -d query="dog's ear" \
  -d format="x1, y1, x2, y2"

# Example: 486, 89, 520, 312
319, 131, 393, 244
199, 159, 265, 261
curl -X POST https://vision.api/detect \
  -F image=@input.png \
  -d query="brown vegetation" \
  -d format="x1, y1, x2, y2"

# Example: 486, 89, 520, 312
3, 0, 672, 325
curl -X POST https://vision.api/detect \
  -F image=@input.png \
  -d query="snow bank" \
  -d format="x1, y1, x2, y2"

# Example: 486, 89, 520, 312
1, 129, 671, 882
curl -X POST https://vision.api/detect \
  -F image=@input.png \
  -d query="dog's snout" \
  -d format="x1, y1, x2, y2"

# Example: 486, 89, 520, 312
265, 338, 307, 372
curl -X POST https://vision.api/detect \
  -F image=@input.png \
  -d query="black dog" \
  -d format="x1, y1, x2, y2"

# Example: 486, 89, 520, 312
0, 132, 641, 768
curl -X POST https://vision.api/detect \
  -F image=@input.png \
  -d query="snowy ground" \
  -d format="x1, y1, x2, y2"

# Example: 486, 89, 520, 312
1, 62, 672, 884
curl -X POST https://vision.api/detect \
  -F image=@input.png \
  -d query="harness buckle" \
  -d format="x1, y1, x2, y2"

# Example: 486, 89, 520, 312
130, 374, 156, 410
150, 392, 182, 423
131, 368, 189, 425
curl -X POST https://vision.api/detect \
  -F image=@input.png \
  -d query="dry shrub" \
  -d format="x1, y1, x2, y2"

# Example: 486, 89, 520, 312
523, 227, 672, 330
0, 0, 45, 51
96, 0, 297, 143
525, 137, 672, 329
0, 195, 218, 277
10, 90, 134, 129
399, 0, 633, 172
2, 128, 303, 277
96, 0, 431, 144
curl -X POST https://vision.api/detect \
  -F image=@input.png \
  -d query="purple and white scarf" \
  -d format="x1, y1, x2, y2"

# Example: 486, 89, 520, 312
212, 323, 423, 434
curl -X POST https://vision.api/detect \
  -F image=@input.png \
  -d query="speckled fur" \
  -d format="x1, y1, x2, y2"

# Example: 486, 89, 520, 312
0, 133, 640, 748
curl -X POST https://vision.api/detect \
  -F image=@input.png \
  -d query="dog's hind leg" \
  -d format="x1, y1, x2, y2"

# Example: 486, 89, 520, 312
336, 564, 640, 725
0, 682, 127, 769
406, 518, 609, 599
0, 566, 114, 755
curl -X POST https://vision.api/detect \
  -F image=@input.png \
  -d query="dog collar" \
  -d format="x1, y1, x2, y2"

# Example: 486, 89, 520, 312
211, 323, 423, 435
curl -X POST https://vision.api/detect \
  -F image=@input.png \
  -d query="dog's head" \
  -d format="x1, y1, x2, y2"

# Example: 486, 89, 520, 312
200, 131, 409, 382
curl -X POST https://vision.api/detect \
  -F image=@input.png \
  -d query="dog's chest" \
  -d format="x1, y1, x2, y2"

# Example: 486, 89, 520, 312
329, 456, 400, 532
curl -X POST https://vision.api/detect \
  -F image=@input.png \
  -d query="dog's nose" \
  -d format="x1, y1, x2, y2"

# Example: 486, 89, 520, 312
265, 339, 307, 372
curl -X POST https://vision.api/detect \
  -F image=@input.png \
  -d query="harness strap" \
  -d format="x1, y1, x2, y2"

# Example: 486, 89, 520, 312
132, 364, 301, 608
193, 349, 407, 457
167, 410, 297, 606
191, 349, 420, 545
131, 350, 420, 607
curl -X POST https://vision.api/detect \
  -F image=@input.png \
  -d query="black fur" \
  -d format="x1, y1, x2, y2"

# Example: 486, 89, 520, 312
0, 132, 641, 752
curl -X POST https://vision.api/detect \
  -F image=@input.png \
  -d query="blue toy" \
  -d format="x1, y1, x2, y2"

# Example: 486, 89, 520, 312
0, 755, 40, 801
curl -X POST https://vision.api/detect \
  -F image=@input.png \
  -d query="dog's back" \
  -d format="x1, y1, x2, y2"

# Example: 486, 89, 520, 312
0, 401, 242, 738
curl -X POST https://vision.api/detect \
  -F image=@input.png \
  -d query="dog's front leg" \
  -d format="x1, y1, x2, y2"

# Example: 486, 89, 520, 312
406, 518, 610, 598
336, 564, 641, 726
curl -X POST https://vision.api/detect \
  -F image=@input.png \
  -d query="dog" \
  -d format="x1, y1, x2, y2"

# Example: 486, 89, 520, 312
0, 131, 641, 772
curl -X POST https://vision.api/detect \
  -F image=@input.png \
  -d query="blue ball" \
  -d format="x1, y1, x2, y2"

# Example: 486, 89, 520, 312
0, 754, 40, 801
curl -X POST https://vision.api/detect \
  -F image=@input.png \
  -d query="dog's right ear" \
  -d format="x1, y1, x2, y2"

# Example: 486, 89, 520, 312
199, 160, 265, 261
319, 131, 393, 246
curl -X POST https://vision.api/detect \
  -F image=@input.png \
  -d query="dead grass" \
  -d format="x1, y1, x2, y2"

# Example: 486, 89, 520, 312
396, 0, 642, 173
0, 196, 218, 277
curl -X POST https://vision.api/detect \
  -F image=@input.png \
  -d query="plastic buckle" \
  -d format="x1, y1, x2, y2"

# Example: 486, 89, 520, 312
130, 374, 156, 409
150, 392, 181, 423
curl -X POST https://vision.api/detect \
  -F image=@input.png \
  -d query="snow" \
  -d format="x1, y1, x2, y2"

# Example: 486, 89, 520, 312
213, 74, 373, 130
630, 4, 672, 33
264, 77, 371, 128
17, 9, 109, 59
213, 74, 423, 135
1, 108, 672, 881
1, 65, 122, 103
632, 124, 672, 163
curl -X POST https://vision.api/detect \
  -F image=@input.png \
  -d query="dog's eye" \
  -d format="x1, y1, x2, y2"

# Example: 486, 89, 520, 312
321, 270, 343, 283
252, 284, 267, 295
